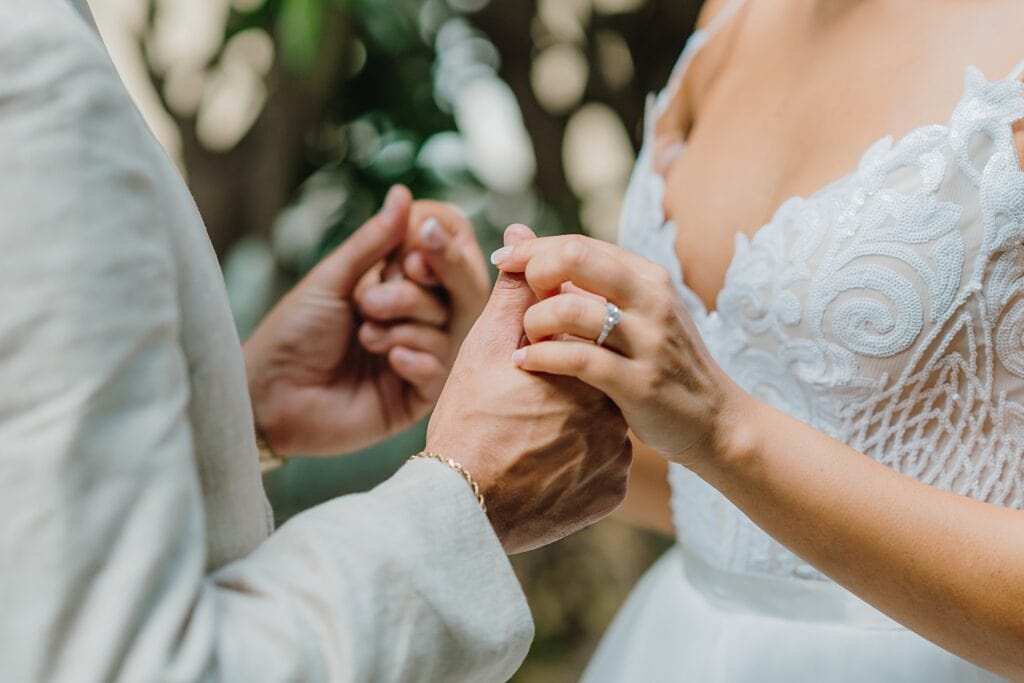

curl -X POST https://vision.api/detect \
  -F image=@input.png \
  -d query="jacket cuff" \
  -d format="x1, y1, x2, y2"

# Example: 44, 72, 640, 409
371, 458, 535, 679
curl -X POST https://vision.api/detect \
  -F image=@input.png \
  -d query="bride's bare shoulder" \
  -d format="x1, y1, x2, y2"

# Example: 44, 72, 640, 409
660, 0, 753, 141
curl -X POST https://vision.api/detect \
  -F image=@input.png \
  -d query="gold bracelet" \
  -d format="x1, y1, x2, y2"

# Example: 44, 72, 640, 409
410, 451, 486, 513
256, 427, 288, 474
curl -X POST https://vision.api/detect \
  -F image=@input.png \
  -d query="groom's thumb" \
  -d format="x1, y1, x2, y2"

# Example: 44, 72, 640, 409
310, 185, 411, 296
477, 224, 538, 350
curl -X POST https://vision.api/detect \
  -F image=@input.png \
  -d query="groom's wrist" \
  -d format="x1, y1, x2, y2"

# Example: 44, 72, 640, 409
245, 371, 297, 459
409, 451, 487, 512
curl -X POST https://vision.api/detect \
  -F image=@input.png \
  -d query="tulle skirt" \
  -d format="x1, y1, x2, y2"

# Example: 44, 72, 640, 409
581, 546, 1001, 682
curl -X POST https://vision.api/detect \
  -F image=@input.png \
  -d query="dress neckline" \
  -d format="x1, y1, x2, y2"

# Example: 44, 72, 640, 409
651, 65, 1024, 321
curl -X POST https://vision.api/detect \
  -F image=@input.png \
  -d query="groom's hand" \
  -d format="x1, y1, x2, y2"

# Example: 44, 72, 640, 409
243, 186, 484, 457
353, 200, 489, 379
426, 225, 633, 554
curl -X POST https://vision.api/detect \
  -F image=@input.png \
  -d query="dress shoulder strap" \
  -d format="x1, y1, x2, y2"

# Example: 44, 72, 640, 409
663, 0, 749, 104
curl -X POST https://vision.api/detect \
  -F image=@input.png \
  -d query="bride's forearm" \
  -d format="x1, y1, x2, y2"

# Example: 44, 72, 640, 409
695, 394, 1024, 679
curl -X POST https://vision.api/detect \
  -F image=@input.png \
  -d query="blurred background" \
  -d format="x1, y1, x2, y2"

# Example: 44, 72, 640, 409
89, 0, 702, 679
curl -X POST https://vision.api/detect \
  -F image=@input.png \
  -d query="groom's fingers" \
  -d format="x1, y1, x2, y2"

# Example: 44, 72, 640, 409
408, 204, 488, 310
388, 347, 447, 400
401, 251, 439, 287
357, 280, 449, 327
310, 185, 412, 296
358, 322, 450, 361
474, 225, 541, 350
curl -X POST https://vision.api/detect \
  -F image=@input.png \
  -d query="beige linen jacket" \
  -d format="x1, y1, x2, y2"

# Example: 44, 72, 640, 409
0, 2, 533, 681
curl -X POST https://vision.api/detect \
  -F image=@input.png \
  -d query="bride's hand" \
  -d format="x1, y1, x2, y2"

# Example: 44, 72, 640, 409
492, 234, 750, 467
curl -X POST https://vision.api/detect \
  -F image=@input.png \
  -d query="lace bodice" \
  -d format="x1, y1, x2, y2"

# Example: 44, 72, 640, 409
620, 11, 1024, 580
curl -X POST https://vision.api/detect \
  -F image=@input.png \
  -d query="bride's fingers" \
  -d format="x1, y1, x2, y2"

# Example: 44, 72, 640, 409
493, 234, 649, 275
523, 294, 635, 356
493, 235, 663, 300
497, 236, 649, 306
561, 281, 605, 301
512, 340, 630, 401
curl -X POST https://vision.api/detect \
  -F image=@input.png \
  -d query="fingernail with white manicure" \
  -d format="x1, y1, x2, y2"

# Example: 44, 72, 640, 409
490, 246, 512, 266
511, 348, 527, 367
421, 217, 446, 251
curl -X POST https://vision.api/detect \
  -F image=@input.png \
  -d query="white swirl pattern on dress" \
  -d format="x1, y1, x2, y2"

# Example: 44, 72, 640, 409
620, 56, 1024, 579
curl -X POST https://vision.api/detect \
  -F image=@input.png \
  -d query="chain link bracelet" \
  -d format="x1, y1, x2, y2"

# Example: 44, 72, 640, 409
410, 451, 487, 513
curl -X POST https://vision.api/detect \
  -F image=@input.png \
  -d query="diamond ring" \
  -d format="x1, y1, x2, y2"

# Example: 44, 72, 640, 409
595, 303, 622, 347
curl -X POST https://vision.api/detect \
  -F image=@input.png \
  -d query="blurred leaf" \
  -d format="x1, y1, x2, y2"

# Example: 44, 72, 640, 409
351, 0, 418, 54
277, 0, 326, 74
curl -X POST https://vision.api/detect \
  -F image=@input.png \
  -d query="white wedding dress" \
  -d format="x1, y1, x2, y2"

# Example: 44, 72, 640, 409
584, 1, 1024, 680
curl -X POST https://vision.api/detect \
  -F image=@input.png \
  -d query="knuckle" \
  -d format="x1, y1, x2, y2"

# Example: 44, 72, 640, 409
637, 363, 664, 393
560, 236, 589, 268
554, 296, 586, 326
591, 354, 618, 384
566, 348, 590, 373
651, 293, 675, 324
649, 263, 673, 291
522, 305, 542, 334
390, 285, 417, 312
647, 328, 671, 354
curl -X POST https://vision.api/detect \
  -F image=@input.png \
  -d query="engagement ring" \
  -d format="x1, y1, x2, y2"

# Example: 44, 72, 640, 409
595, 303, 622, 347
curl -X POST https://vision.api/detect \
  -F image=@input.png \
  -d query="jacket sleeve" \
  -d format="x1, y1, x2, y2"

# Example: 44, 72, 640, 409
0, 3, 533, 682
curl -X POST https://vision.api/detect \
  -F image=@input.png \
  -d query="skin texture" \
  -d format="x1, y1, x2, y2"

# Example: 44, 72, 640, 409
495, 233, 1024, 678
426, 226, 633, 555
243, 185, 489, 456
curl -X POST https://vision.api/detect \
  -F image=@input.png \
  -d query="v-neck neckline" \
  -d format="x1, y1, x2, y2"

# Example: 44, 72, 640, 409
649, 66, 1024, 320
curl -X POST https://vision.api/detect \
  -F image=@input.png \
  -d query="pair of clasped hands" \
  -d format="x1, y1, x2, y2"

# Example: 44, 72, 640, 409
244, 185, 741, 553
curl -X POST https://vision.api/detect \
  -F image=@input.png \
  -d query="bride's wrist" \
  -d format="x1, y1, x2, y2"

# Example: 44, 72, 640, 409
692, 382, 766, 485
